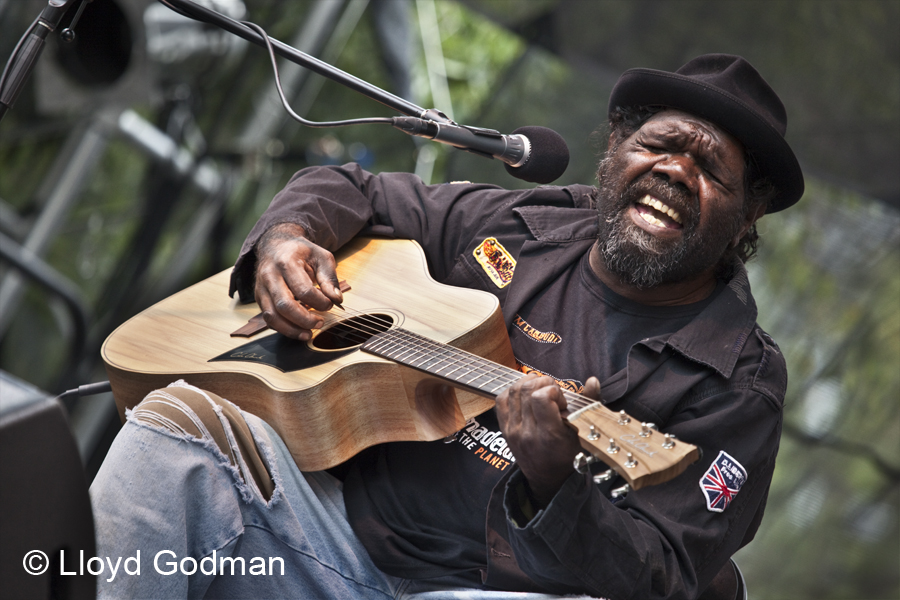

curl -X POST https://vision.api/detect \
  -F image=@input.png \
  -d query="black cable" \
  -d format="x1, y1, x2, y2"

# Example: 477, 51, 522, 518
242, 20, 394, 129
57, 380, 112, 401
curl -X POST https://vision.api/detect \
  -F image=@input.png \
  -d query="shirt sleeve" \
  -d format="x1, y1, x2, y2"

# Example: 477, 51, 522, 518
500, 383, 782, 600
229, 163, 520, 301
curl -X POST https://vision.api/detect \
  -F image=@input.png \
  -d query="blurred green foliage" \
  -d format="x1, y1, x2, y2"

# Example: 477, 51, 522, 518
741, 179, 900, 599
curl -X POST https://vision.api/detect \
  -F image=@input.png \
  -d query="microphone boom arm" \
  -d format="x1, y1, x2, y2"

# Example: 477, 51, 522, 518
157, 0, 436, 121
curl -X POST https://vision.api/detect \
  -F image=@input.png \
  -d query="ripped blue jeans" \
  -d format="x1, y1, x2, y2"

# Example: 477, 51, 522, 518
90, 381, 602, 600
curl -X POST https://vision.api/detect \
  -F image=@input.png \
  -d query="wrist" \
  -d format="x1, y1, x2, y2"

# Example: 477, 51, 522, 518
259, 222, 308, 248
524, 473, 569, 510
256, 223, 310, 265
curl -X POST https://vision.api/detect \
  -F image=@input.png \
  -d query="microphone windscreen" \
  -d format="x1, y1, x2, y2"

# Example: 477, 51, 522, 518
505, 126, 570, 184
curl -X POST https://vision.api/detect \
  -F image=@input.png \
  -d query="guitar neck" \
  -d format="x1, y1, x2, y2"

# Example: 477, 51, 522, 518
361, 327, 604, 411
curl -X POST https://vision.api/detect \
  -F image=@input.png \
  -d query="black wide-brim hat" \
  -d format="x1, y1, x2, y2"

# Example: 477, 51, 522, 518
609, 54, 804, 213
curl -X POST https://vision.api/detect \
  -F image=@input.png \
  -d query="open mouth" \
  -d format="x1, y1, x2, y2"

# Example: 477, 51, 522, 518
634, 194, 683, 229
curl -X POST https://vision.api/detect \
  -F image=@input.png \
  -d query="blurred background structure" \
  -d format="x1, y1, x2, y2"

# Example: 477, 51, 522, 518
0, 1, 897, 598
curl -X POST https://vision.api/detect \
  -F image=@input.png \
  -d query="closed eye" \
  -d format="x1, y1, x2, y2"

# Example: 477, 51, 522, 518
641, 143, 666, 153
703, 166, 723, 185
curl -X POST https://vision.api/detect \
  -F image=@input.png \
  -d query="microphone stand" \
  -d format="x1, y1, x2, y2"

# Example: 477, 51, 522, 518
157, 0, 453, 125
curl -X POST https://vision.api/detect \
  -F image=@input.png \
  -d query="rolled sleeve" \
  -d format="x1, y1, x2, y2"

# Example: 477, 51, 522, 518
229, 163, 515, 300
503, 469, 646, 597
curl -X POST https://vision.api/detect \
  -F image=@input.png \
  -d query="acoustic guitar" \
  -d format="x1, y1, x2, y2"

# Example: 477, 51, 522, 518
102, 237, 699, 489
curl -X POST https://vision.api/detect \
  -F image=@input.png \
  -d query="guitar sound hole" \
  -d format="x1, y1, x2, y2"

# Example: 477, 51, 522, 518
311, 313, 395, 351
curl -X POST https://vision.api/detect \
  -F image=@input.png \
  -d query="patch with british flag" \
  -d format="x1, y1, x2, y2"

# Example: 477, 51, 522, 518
699, 451, 747, 513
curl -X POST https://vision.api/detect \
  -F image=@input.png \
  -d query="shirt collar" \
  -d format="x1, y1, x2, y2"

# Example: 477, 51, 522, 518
662, 263, 758, 378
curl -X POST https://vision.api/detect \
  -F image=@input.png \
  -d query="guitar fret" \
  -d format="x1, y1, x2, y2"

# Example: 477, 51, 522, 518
414, 352, 454, 371
390, 331, 461, 371
413, 343, 481, 379
384, 339, 423, 362
394, 331, 481, 376
439, 363, 467, 378
467, 359, 512, 383
489, 376, 518, 395
416, 338, 520, 392
363, 333, 397, 355
463, 363, 511, 388
405, 345, 451, 369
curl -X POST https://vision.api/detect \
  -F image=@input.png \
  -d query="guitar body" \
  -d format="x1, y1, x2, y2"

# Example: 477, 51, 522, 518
102, 237, 514, 471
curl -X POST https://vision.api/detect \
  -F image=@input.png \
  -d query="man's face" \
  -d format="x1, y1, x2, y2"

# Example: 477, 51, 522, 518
595, 109, 751, 289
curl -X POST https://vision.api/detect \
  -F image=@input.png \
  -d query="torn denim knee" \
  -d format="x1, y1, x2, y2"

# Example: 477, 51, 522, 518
128, 381, 279, 505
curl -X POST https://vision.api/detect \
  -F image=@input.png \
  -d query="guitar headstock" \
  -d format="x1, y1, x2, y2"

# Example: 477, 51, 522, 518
567, 402, 700, 490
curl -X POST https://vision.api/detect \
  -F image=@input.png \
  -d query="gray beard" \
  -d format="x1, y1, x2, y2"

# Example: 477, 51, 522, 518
598, 212, 695, 289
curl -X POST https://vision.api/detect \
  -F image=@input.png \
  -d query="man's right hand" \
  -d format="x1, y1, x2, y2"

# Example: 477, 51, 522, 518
253, 223, 344, 340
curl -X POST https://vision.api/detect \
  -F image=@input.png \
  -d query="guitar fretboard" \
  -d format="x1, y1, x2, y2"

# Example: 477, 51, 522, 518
361, 327, 595, 411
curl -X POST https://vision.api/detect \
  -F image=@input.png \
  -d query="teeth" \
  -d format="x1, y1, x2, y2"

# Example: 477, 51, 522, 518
637, 195, 682, 224
639, 211, 666, 228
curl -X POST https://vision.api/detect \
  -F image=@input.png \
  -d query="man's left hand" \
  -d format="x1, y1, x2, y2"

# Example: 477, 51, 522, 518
496, 375, 601, 508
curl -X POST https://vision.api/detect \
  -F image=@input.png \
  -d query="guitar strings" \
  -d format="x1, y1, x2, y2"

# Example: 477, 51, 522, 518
316, 304, 506, 377
314, 304, 527, 391
340, 305, 593, 410
314, 304, 393, 340
305, 303, 596, 411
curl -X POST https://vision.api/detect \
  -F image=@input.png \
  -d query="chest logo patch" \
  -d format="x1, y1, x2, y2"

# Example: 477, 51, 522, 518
514, 315, 562, 344
700, 451, 747, 513
474, 237, 515, 288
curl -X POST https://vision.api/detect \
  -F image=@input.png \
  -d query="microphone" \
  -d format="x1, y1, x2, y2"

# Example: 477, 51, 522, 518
392, 117, 569, 184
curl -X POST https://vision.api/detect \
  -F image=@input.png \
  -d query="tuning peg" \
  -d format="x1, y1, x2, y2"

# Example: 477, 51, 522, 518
606, 438, 620, 454
624, 452, 638, 469
611, 483, 631, 499
662, 433, 677, 449
573, 452, 598, 474
587, 425, 600, 440
640, 422, 657, 437
617, 410, 631, 425
593, 469, 615, 484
